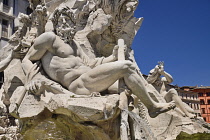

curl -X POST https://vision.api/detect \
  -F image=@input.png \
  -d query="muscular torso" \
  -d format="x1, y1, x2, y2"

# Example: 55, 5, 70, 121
41, 35, 91, 88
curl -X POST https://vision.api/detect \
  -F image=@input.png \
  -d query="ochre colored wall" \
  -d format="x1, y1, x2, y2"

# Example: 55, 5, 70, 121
194, 88, 210, 123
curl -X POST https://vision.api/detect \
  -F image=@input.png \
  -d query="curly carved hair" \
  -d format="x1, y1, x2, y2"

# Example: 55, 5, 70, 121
51, 6, 76, 31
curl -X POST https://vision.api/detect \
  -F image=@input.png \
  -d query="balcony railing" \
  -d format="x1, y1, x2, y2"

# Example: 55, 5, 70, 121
3, 4, 10, 14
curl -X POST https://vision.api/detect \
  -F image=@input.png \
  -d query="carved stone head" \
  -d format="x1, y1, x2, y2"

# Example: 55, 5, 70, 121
51, 6, 76, 43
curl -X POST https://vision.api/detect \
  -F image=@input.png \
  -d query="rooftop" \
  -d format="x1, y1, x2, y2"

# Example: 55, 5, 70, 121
195, 86, 210, 89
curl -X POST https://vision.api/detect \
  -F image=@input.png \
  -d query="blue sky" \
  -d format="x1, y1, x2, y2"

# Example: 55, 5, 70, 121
132, 0, 210, 87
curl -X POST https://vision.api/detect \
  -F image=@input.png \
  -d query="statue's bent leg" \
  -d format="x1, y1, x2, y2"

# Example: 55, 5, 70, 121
123, 68, 176, 118
164, 89, 195, 118
68, 61, 133, 95
69, 60, 175, 117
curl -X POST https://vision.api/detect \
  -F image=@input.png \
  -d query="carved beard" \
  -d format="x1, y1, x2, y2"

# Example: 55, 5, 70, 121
56, 25, 76, 44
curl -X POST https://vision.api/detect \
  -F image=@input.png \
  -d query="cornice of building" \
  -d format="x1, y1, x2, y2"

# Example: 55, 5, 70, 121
195, 86, 210, 89
1, 36, 9, 41
177, 89, 198, 94
0, 11, 15, 19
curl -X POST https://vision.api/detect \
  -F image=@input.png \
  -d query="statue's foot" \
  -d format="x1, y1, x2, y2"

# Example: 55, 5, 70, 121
89, 92, 101, 97
185, 105, 195, 114
186, 113, 196, 119
149, 101, 176, 118
174, 107, 186, 117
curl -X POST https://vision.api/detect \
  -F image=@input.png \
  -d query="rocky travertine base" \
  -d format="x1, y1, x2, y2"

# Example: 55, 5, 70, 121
21, 113, 118, 140
1, 93, 210, 140
9, 94, 155, 140
13, 94, 121, 140
147, 110, 210, 140
0, 115, 22, 140
176, 132, 210, 140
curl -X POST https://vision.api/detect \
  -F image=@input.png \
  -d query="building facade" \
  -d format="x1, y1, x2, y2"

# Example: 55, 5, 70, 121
193, 86, 210, 123
0, 0, 29, 88
178, 86, 201, 118
0, 0, 29, 49
0, 0, 15, 49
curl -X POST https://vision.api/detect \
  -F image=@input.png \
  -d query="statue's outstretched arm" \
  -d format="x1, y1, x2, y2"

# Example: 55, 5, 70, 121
160, 70, 173, 84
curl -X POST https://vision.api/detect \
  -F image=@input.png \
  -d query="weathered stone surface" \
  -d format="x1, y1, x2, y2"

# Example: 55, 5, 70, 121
18, 92, 45, 118
147, 110, 210, 140
4, 60, 25, 106
22, 116, 112, 140
0, 115, 22, 140
0, 0, 209, 140
47, 94, 119, 122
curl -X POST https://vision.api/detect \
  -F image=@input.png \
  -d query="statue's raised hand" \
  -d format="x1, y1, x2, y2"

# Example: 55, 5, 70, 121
157, 61, 165, 75
158, 65, 164, 75
25, 80, 45, 96
25, 62, 44, 96
112, 45, 119, 61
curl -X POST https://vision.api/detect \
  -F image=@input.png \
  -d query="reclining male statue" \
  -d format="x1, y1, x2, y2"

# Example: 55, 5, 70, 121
147, 62, 195, 118
22, 6, 175, 118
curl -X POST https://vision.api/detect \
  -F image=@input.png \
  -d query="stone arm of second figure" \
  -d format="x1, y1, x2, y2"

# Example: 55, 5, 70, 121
147, 66, 160, 84
0, 46, 25, 72
147, 65, 174, 85
160, 71, 173, 84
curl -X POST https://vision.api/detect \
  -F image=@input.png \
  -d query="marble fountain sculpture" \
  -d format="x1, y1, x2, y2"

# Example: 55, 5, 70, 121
0, 0, 209, 139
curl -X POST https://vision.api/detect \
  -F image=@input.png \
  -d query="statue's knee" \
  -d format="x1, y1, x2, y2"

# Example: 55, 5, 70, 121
68, 82, 77, 93
68, 77, 84, 92
168, 88, 178, 95
121, 60, 135, 71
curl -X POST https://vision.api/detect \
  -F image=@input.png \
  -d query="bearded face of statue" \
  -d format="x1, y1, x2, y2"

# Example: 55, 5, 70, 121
56, 13, 76, 43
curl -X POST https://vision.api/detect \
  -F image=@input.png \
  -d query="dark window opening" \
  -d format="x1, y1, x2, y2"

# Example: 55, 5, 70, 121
3, 0, 9, 6
206, 92, 210, 96
198, 93, 204, 97
2, 19, 8, 26
202, 108, 205, 114
200, 99, 205, 105
203, 117, 206, 122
